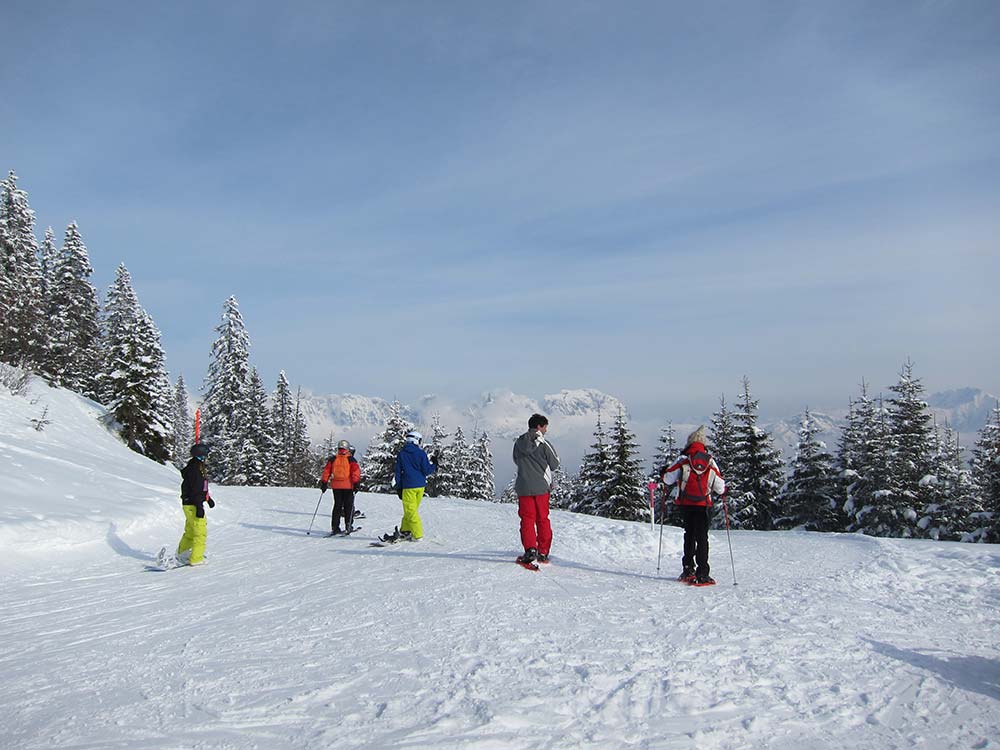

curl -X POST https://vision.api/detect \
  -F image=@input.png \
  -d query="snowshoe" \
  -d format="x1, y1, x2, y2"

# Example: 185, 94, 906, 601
353, 510, 366, 519
689, 575, 716, 587
516, 548, 539, 570
678, 569, 696, 583
537, 553, 550, 564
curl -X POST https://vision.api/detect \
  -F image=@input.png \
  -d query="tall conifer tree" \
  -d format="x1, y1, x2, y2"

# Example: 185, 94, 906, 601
571, 413, 613, 516
0, 171, 45, 368
779, 408, 840, 530
201, 296, 252, 482
728, 377, 784, 530
170, 375, 193, 468
971, 401, 1000, 542
361, 400, 413, 492
886, 360, 934, 537
101, 265, 172, 462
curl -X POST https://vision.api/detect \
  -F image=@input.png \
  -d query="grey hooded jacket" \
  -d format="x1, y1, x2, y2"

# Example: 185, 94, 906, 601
513, 429, 560, 496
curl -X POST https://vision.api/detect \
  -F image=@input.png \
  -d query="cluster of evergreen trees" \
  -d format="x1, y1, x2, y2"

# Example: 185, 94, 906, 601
360, 403, 495, 501
0, 171, 320, 481
1, 172, 175, 461
548, 369, 998, 543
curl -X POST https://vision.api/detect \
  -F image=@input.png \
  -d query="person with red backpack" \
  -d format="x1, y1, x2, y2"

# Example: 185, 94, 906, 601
661, 426, 726, 585
320, 440, 362, 536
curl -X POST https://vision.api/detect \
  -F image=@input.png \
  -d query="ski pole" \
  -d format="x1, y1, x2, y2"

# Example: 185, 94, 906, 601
656, 490, 666, 575
306, 489, 326, 536
721, 493, 737, 586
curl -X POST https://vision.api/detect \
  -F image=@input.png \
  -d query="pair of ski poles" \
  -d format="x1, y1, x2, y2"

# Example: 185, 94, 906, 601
654, 485, 737, 585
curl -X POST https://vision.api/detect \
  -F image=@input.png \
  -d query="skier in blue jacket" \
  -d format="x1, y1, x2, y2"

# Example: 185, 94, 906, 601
382, 431, 437, 543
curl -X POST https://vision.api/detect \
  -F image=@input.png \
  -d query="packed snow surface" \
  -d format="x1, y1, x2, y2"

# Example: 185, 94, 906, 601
2, 380, 999, 749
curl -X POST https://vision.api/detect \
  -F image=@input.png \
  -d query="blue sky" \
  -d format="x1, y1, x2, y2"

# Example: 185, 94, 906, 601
3, 0, 999, 420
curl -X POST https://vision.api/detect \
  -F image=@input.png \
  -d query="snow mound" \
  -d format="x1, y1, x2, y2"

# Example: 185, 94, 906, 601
0, 373, 179, 560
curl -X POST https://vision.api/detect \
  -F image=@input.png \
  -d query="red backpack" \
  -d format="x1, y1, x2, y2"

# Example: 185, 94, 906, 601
678, 450, 713, 506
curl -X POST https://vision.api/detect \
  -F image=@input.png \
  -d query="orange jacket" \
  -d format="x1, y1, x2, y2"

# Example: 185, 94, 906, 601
321, 450, 361, 490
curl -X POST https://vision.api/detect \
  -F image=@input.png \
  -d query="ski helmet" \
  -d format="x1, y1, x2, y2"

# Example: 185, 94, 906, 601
190, 443, 210, 459
337, 439, 350, 450
405, 430, 423, 445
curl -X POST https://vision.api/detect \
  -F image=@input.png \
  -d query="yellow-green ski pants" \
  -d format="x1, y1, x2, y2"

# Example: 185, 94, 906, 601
177, 504, 207, 564
400, 487, 425, 539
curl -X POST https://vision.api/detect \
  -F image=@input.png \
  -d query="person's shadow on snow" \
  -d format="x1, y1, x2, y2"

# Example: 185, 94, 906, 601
863, 638, 1000, 701
106, 522, 155, 562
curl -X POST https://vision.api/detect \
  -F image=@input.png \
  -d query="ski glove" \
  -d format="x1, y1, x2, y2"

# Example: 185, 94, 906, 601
396, 488, 403, 499
352, 484, 360, 492
207, 497, 215, 509
319, 480, 328, 492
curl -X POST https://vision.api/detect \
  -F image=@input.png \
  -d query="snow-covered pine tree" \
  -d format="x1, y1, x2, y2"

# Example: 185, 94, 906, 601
424, 414, 450, 497
499, 477, 518, 504
170, 375, 193, 468
779, 408, 840, 531
0, 171, 45, 368
200, 297, 252, 482
361, 400, 413, 493
851, 395, 904, 536
971, 400, 1000, 542
886, 360, 934, 537
708, 395, 740, 529
548, 468, 574, 510
447, 426, 474, 499
596, 407, 647, 521
319, 433, 336, 461
650, 420, 678, 478
45, 222, 102, 398
466, 431, 495, 501
836, 396, 862, 527
269, 371, 296, 485
571, 412, 613, 516
238, 368, 275, 485
100, 265, 173, 462
288, 386, 315, 486
38, 227, 58, 313
920, 420, 976, 541
728, 377, 784, 530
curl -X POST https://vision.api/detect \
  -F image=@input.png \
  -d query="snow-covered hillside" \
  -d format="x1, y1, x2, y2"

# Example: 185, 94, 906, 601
2, 379, 999, 749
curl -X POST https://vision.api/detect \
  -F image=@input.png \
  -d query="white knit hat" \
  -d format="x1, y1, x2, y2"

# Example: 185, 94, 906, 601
685, 425, 707, 447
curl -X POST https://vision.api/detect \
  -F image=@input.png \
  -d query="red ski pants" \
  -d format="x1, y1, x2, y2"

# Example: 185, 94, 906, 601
518, 494, 552, 556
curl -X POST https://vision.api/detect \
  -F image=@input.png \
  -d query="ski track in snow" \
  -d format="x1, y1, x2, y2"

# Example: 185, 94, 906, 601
0, 487, 998, 750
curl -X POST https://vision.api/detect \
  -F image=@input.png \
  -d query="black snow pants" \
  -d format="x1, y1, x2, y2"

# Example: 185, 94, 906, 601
680, 506, 711, 577
332, 489, 356, 532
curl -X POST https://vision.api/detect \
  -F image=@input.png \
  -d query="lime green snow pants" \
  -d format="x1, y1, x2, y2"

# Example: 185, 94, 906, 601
400, 487, 425, 539
177, 504, 207, 564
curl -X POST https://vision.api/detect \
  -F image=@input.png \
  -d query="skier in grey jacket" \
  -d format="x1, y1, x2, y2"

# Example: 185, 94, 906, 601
513, 413, 560, 564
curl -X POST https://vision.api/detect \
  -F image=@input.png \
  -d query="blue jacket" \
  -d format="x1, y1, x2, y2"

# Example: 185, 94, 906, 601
395, 442, 436, 489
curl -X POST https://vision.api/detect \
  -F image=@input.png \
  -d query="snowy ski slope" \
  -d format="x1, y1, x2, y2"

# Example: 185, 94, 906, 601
1, 378, 998, 749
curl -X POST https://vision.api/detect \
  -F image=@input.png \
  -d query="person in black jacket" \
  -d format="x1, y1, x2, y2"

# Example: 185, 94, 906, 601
178, 443, 215, 565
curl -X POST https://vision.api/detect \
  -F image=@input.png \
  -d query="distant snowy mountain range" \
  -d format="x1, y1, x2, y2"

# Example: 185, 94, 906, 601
299, 386, 998, 486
